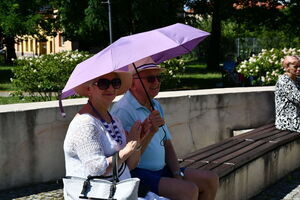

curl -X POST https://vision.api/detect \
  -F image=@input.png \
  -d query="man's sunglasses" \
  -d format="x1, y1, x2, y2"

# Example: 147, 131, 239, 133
93, 78, 121, 90
133, 75, 162, 83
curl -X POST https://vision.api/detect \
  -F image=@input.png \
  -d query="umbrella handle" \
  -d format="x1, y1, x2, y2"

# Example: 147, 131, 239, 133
59, 93, 66, 118
132, 63, 155, 111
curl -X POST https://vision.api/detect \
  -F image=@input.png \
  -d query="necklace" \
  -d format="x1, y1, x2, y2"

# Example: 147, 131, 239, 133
88, 101, 123, 145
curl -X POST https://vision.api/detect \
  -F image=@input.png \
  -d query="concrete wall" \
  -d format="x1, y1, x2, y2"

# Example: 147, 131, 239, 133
0, 86, 275, 190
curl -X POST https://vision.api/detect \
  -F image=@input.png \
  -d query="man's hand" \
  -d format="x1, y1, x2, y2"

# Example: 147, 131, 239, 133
141, 118, 151, 139
148, 110, 165, 134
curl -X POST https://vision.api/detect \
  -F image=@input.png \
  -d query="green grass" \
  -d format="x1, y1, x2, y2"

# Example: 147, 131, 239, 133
0, 83, 16, 91
0, 66, 14, 70
175, 63, 222, 90
179, 73, 222, 79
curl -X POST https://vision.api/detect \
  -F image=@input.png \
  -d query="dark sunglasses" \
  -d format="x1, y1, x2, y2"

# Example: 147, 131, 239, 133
134, 75, 162, 83
94, 78, 121, 90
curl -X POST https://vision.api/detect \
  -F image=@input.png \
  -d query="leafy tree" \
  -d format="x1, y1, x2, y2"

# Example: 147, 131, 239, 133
0, 0, 58, 64
58, 0, 109, 51
58, 0, 185, 51
186, 0, 236, 70
185, 0, 298, 70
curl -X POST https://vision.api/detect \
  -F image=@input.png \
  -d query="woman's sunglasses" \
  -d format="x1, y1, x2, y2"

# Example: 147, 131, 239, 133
93, 78, 121, 90
133, 75, 161, 83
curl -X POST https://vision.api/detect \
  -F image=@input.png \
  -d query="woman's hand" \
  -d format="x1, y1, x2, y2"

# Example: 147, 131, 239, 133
125, 120, 142, 151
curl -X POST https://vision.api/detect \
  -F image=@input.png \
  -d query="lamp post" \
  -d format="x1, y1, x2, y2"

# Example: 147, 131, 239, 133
102, 0, 113, 44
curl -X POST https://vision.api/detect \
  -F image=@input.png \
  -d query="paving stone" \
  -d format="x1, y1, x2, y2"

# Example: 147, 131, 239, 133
0, 168, 299, 200
251, 168, 300, 200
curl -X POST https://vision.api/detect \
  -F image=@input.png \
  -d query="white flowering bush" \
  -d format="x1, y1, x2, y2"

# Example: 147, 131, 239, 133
237, 48, 300, 85
12, 50, 91, 101
160, 58, 186, 90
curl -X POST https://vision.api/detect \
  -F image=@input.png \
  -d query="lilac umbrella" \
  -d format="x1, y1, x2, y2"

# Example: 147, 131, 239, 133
61, 23, 210, 100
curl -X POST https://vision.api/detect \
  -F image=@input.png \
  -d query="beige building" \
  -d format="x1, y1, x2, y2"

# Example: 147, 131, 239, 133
15, 33, 74, 57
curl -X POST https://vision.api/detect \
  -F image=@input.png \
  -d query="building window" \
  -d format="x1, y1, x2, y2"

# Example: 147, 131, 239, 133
30, 40, 33, 52
59, 34, 65, 47
50, 41, 53, 53
25, 40, 28, 51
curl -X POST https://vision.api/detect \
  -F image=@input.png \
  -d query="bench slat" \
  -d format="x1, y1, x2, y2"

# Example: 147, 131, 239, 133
180, 138, 234, 160
211, 164, 235, 178
249, 129, 283, 141
195, 140, 265, 172
216, 132, 300, 177
202, 141, 256, 163
236, 124, 277, 140
233, 123, 275, 140
180, 123, 300, 180
211, 140, 265, 165
180, 140, 244, 167
262, 130, 291, 142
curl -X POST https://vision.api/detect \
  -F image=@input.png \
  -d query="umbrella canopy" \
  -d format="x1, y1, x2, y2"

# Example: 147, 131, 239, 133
61, 23, 210, 99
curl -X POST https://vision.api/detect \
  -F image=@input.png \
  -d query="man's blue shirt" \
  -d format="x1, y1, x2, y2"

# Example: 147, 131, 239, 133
111, 91, 172, 171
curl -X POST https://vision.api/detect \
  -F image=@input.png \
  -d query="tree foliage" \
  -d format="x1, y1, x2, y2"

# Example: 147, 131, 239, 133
57, 0, 185, 51
237, 48, 300, 85
0, 0, 59, 64
186, 0, 300, 70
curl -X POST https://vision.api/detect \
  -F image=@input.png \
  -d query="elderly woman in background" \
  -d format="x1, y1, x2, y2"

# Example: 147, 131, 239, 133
275, 55, 300, 132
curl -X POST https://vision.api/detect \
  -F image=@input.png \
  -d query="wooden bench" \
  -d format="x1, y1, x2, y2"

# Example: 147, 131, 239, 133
179, 123, 300, 200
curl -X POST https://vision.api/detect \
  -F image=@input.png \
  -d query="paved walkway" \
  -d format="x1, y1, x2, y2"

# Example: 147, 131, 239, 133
251, 167, 300, 200
0, 91, 13, 97
0, 168, 299, 200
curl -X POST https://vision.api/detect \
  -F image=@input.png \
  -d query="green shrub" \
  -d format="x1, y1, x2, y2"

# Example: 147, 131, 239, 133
236, 48, 300, 86
160, 58, 186, 90
12, 50, 91, 101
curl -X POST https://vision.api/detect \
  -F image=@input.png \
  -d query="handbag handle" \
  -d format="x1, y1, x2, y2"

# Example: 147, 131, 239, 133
112, 151, 120, 182
80, 151, 120, 199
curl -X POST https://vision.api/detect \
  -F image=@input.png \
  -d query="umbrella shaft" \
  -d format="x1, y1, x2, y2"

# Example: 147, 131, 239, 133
132, 63, 154, 110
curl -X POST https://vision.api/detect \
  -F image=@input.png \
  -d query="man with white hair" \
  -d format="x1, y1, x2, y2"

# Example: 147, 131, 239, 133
111, 57, 219, 200
275, 55, 300, 132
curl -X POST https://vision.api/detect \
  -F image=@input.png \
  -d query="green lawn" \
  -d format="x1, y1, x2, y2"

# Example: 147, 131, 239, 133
180, 73, 221, 79
177, 61, 222, 90
0, 83, 16, 91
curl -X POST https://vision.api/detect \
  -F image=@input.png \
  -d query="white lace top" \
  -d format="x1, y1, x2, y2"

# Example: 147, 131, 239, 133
63, 113, 131, 179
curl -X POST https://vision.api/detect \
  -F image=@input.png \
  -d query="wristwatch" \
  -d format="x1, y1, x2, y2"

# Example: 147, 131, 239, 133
173, 170, 184, 177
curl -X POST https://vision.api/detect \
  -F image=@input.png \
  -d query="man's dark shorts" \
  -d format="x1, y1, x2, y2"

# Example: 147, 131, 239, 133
131, 166, 185, 194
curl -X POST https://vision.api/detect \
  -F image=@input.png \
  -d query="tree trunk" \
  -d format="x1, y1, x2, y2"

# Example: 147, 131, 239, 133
4, 36, 17, 65
207, 0, 221, 71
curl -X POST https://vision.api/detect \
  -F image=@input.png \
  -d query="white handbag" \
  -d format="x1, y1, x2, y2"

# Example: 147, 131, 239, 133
63, 152, 140, 200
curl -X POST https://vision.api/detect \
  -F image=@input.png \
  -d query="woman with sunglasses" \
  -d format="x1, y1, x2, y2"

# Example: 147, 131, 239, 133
275, 55, 300, 132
